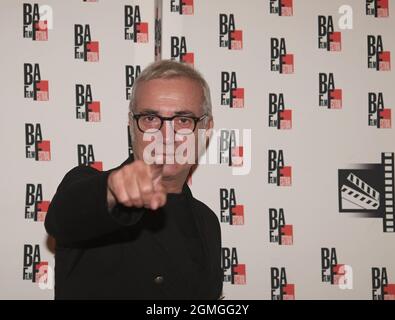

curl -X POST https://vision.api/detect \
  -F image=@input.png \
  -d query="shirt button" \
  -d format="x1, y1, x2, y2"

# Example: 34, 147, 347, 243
154, 275, 164, 285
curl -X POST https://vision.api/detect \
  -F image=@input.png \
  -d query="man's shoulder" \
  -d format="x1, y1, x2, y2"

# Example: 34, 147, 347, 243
191, 196, 220, 225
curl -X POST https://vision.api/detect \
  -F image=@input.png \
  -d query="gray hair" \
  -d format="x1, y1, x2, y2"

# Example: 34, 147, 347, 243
129, 60, 212, 117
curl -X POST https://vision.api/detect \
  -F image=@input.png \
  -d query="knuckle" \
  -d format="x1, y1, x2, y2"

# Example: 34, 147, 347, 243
124, 199, 134, 207
133, 160, 145, 171
130, 196, 143, 207
140, 185, 153, 196
118, 194, 129, 205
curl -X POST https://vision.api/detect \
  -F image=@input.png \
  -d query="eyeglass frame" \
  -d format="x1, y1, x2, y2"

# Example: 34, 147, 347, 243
129, 111, 208, 134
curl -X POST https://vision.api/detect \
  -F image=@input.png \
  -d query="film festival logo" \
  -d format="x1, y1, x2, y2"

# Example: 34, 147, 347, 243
124, 5, 149, 43
368, 92, 391, 129
23, 244, 53, 289
270, 37, 294, 74
74, 24, 99, 62
220, 71, 244, 109
25, 184, 50, 222
321, 248, 353, 289
268, 93, 292, 130
366, 0, 389, 18
23, 3, 53, 41
338, 152, 395, 233
219, 188, 245, 226
170, 36, 194, 66
218, 129, 250, 173
23, 63, 49, 101
77, 144, 103, 171
141, 128, 251, 176
318, 15, 342, 52
219, 14, 243, 50
125, 65, 141, 100
269, 0, 293, 17
75, 84, 101, 122
25, 123, 51, 161
269, 208, 293, 245
170, 0, 194, 15
221, 247, 246, 285
319, 72, 342, 109
372, 267, 395, 300
368, 35, 391, 71
271, 267, 295, 300
268, 149, 292, 187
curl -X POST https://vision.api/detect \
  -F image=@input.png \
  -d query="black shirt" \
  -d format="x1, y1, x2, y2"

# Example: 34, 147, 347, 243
45, 157, 223, 300
163, 192, 205, 291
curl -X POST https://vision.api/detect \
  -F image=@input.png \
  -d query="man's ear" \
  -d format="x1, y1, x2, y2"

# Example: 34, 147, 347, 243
128, 113, 136, 150
205, 116, 214, 147
207, 116, 214, 131
128, 117, 133, 137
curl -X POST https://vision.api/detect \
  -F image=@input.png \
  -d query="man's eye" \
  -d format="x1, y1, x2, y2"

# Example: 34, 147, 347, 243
143, 116, 157, 122
178, 117, 192, 124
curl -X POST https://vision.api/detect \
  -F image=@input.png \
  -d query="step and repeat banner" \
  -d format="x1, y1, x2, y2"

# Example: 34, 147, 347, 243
0, 0, 394, 300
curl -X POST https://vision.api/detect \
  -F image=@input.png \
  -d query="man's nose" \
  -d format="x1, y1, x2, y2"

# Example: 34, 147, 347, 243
160, 120, 175, 144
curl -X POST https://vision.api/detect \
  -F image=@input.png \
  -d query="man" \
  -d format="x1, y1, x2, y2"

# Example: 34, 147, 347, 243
45, 60, 223, 299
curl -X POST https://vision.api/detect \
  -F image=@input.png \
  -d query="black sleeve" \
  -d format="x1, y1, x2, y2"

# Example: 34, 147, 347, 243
44, 165, 144, 246
212, 213, 224, 300
195, 200, 223, 300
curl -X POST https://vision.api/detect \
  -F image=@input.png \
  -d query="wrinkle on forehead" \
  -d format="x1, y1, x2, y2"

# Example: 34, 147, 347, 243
135, 77, 204, 115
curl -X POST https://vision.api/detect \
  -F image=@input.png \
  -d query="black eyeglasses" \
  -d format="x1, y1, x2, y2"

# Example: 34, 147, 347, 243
130, 112, 208, 135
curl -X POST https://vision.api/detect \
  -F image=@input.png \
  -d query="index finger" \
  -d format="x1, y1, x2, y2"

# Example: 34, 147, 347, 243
150, 155, 164, 181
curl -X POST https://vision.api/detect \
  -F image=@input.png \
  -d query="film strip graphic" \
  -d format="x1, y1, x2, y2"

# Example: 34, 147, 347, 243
339, 152, 395, 232
382, 153, 394, 232
341, 173, 380, 210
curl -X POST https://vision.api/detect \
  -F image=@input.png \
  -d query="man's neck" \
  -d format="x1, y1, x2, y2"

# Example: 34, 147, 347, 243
162, 171, 189, 194
162, 180, 183, 194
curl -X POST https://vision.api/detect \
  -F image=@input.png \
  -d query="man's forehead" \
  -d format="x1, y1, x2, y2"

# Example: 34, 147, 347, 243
134, 77, 204, 115
137, 77, 203, 96
135, 106, 198, 116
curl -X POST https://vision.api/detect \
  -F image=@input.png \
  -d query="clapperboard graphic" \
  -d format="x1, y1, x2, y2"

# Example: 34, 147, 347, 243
338, 152, 395, 232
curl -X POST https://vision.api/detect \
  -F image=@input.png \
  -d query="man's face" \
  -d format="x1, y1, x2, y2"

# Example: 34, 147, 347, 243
130, 77, 212, 180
